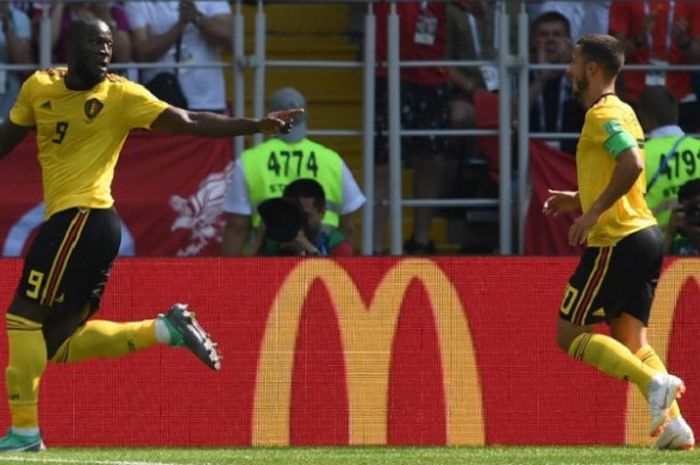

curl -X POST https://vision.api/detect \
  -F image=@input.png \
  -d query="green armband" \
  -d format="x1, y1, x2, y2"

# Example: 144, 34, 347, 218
603, 120, 637, 158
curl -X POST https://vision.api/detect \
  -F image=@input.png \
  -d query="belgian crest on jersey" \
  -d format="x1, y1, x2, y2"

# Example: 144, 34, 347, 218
84, 98, 103, 120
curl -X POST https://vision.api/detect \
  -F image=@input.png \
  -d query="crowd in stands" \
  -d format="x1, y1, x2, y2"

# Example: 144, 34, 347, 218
366, 0, 700, 256
0, 1, 233, 114
2, 1, 700, 256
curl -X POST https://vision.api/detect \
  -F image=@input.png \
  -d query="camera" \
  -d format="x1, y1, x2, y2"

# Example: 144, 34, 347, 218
682, 203, 700, 226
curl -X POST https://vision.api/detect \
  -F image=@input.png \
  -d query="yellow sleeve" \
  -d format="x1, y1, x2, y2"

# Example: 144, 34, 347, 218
121, 80, 170, 130
9, 73, 37, 127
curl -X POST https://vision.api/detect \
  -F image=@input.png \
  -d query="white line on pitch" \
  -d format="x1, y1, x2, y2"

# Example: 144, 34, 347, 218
0, 457, 214, 465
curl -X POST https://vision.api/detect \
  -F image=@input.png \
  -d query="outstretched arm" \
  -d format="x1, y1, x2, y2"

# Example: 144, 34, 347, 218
0, 120, 31, 161
150, 107, 303, 138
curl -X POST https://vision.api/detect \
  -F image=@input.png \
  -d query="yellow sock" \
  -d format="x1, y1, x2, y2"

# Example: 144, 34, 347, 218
51, 319, 158, 363
635, 345, 681, 418
5, 314, 47, 429
569, 333, 658, 393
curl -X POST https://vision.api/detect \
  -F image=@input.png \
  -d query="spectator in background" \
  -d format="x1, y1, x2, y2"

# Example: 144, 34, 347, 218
637, 86, 700, 230
665, 178, 700, 255
221, 87, 365, 256
256, 179, 353, 257
374, 0, 451, 255
0, 3, 32, 121
528, 11, 585, 154
125, 1, 232, 113
11, 3, 34, 15
49, 2, 132, 69
527, 1, 612, 42
446, 0, 495, 154
609, 0, 700, 132
442, 1, 499, 254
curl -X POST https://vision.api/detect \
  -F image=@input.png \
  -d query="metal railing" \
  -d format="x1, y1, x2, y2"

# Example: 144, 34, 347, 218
7, 0, 700, 255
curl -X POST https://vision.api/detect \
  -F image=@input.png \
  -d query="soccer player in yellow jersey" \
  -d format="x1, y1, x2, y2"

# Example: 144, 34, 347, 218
543, 35, 694, 450
0, 18, 301, 452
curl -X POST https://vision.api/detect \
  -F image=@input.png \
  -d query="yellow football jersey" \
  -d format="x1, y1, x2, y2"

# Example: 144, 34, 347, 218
10, 69, 169, 218
576, 94, 656, 247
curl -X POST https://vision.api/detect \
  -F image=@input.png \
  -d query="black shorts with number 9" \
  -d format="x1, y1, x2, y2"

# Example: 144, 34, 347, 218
559, 226, 664, 327
16, 207, 121, 318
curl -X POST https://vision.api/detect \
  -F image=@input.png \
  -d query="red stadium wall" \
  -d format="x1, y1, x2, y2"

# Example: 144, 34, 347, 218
0, 257, 698, 447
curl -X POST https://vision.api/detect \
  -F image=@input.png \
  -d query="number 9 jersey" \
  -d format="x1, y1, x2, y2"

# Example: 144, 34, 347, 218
9, 68, 169, 218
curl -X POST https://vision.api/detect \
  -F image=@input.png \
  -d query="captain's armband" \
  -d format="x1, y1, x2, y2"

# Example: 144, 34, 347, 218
603, 120, 637, 158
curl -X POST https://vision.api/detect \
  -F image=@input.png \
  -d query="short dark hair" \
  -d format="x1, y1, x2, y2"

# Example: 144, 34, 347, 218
679, 179, 700, 202
531, 11, 571, 37
66, 18, 105, 50
637, 86, 678, 126
283, 178, 326, 210
576, 34, 625, 78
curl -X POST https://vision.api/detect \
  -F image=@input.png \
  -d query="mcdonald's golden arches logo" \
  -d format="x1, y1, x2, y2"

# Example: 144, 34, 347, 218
253, 258, 485, 446
625, 258, 700, 445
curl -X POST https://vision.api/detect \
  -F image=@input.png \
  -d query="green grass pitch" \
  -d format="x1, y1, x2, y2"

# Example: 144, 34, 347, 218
0, 446, 696, 465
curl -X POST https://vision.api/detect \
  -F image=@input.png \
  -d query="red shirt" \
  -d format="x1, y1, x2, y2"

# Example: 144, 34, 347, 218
330, 240, 353, 257
374, 2, 449, 85
609, 0, 700, 102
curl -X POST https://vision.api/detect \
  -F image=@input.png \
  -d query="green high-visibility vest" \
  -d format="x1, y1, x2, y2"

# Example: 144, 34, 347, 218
645, 135, 700, 229
241, 138, 344, 227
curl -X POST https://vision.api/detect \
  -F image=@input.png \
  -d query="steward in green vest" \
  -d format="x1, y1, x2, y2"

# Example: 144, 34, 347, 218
241, 137, 344, 227
221, 87, 366, 256
637, 87, 700, 229
644, 134, 700, 228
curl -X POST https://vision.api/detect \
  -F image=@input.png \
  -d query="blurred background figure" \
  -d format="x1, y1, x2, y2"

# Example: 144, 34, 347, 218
0, 2, 32, 121
125, 0, 233, 112
664, 179, 700, 255
220, 87, 365, 256
373, 0, 451, 255
443, 0, 500, 255
527, 1, 612, 42
637, 86, 700, 230
446, 0, 494, 146
527, 11, 584, 154
256, 179, 354, 257
610, 0, 700, 132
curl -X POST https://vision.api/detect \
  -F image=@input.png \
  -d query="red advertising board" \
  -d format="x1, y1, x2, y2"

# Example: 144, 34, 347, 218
0, 257, 698, 447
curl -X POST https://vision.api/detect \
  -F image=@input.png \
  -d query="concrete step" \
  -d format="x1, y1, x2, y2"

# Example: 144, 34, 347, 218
245, 35, 359, 60
241, 4, 349, 35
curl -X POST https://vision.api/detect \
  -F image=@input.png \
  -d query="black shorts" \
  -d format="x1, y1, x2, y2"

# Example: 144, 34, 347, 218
559, 226, 664, 327
374, 75, 451, 165
16, 207, 121, 316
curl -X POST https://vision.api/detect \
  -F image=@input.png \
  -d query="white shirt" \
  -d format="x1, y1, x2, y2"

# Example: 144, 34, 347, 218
125, 1, 231, 111
222, 158, 366, 216
648, 124, 685, 139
